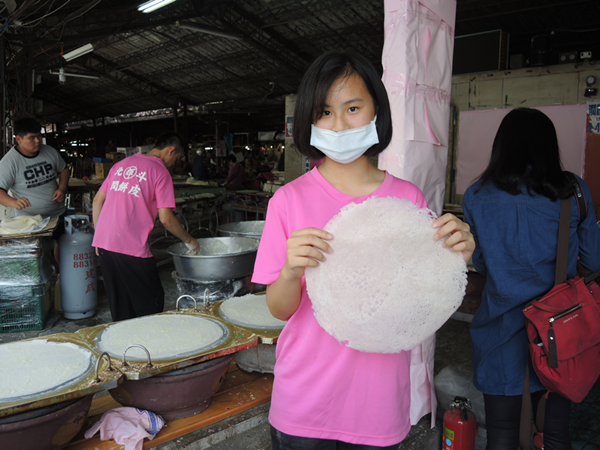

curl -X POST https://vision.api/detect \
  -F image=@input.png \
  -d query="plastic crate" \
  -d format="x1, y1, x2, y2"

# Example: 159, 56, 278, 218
0, 281, 51, 333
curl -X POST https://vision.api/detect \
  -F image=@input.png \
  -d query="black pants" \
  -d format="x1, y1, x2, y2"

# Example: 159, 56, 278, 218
270, 426, 400, 450
484, 391, 571, 450
98, 248, 164, 321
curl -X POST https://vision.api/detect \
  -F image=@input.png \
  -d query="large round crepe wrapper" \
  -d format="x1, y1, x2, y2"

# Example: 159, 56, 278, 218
0, 340, 94, 402
219, 294, 286, 329
305, 197, 467, 353
96, 315, 229, 361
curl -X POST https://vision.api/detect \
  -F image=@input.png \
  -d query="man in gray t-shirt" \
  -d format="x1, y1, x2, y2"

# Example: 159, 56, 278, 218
0, 118, 69, 261
0, 118, 68, 218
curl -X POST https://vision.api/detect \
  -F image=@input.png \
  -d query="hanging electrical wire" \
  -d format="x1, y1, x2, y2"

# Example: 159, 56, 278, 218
19, 0, 71, 29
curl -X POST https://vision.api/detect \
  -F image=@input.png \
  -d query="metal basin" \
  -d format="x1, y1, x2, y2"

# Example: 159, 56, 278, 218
217, 221, 265, 239
0, 395, 93, 450
108, 354, 235, 420
168, 237, 259, 281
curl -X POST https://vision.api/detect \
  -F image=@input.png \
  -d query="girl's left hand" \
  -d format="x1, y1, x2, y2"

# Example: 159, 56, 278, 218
432, 213, 475, 264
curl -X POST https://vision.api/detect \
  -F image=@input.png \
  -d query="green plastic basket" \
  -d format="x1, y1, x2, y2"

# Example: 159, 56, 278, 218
0, 282, 51, 333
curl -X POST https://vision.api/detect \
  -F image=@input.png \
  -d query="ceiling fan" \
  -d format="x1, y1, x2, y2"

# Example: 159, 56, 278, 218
49, 43, 100, 84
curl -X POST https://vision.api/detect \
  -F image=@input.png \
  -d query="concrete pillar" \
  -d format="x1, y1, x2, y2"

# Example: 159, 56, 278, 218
379, 0, 457, 429
284, 94, 303, 183
379, 0, 456, 217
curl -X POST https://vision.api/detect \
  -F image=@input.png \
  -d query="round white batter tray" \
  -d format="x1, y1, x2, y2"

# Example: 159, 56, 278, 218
95, 314, 231, 362
218, 295, 285, 330
0, 341, 94, 404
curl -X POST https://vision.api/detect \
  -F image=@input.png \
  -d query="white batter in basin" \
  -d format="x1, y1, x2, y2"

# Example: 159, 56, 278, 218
95, 314, 230, 361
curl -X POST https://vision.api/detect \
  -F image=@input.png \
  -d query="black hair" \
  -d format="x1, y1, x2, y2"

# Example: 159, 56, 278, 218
477, 108, 572, 201
154, 132, 185, 154
227, 154, 237, 164
14, 118, 42, 137
293, 51, 392, 160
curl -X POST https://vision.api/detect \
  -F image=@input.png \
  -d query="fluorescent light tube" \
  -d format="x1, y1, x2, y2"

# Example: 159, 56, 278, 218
177, 22, 243, 40
63, 43, 94, 62
138, 0, 176, 13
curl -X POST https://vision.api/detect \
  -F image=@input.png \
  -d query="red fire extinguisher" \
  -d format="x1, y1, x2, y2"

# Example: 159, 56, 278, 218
443, 396, 477, 450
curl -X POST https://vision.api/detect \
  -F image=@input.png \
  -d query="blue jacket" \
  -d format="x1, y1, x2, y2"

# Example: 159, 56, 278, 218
463, 175, 600, 395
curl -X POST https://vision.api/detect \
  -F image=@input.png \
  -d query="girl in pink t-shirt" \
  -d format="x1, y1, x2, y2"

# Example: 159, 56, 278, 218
252, 51, 475, 449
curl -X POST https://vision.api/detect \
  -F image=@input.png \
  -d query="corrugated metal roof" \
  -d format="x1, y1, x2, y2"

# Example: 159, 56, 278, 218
2, 0, 598, 128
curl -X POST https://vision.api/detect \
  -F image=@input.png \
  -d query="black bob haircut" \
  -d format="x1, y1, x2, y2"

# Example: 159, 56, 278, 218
477, 108, 572, 201
154, 132, 185, 154
14, 118, 42, 137
227, 153, 237, 163
293, 51, 392, 160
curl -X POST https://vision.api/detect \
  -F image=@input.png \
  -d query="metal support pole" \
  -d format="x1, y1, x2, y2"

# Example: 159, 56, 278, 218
0, 36, 6, 156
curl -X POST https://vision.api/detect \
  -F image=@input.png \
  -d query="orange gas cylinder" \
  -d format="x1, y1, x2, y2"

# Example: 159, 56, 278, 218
443, 396, 477, 450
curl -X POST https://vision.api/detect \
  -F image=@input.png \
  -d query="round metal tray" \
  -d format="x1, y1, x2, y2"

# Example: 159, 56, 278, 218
0, 341, 95, 404
95, 314, 231, 362
217, 221, 264, 239
218, 295, 285, 330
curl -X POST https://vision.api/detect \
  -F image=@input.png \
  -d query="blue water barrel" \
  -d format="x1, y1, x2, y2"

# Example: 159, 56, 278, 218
59, 215, 97, 319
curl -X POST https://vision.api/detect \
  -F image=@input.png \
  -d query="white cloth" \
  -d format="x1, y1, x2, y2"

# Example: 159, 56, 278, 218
0, 214, 50, 235
84, 407, 165, 450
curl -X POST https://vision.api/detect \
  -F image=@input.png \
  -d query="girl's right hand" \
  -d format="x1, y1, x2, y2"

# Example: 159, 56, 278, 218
281, 227, 333, 280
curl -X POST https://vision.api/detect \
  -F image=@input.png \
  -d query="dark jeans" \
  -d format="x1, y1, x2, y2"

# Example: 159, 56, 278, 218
51, 210, 68, 241
484, 391, 571, 450
270, 426, 400, 450
97, 248, 164, 321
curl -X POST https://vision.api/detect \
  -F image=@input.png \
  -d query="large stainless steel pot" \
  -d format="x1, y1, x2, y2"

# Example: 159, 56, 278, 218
168, 237, 259, 281
217, 221, 265, 239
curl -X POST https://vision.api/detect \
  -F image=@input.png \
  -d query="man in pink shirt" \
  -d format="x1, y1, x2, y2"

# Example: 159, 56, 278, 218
92, 133, 199, 321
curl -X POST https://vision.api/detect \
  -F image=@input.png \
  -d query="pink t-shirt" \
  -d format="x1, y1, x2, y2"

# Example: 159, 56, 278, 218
93, 154, 175, 258
252, 168, 427, 446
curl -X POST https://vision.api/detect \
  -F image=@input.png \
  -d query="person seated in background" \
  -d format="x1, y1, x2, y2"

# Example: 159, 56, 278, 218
192, 149, 211, 180
221, 154, 245, 188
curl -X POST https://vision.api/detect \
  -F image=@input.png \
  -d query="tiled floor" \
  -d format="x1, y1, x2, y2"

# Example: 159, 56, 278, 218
436, 319, 600, 450
571, 378, 600, 450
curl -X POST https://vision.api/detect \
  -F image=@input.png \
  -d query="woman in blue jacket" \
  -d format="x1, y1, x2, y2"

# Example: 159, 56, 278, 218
462, 108, 600, 450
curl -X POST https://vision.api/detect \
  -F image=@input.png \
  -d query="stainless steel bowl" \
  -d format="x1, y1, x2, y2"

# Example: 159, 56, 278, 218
217, 221, 265, 239
168, 237, 259, 281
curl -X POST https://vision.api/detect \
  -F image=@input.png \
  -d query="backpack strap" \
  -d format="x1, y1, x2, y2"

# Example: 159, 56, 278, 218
555, 199, 571, 285
564, 172, 587, 226
520, 187, 574, 450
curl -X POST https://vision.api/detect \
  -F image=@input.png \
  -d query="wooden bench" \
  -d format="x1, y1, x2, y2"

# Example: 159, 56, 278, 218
66, 363, 274, 449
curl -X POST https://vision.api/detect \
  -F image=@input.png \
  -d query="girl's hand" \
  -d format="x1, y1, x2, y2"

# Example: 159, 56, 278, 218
281, 227, 333, 281
432, 213, 475, 264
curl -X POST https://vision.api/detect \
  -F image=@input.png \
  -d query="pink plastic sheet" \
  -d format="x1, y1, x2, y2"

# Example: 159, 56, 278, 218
380, 0, 457, 428
379, 0, 455, 216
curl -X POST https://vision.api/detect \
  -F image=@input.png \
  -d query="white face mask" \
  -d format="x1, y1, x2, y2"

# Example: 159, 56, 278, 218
310, 117, 379, 164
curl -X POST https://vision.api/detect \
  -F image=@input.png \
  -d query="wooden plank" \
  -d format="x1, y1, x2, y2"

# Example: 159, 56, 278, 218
87, 395, 121, 418
65, 368, 273, 450
146, 375, 273, 448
